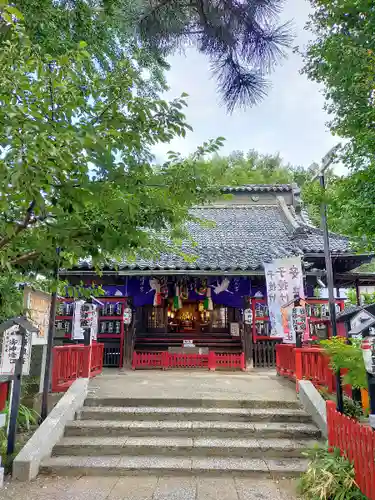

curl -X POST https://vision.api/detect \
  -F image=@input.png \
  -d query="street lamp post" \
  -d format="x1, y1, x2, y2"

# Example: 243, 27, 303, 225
40, 247, 60, 422
311, 144, 344, 413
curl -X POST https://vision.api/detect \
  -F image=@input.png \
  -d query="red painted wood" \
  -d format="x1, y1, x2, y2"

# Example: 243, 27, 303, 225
131, 351, 245, 371
278, 346, 337, 393
327, 400, 375, 500
51, 343, 104, 392
337, 322, 347, 338
98, 316, 123, 321
0, 382, 8, 412
275, 344, 296, 379
58, 297, 127, 368
295, 348, 303, 392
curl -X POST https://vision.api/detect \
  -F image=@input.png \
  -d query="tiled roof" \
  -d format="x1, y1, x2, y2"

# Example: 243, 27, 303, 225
336, 304, 362, 320
78, 202, 351, 272
222, 184, 297, 193
337, 303, 375, 321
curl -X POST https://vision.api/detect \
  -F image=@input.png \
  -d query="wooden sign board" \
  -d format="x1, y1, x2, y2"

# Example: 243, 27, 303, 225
230, 323, 240, 337
23, 287, 51, 345
183, 339, 195, 348
0, 324, 32, 376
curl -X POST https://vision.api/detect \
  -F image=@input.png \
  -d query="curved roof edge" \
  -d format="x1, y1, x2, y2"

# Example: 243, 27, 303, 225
222, 184, 300, 194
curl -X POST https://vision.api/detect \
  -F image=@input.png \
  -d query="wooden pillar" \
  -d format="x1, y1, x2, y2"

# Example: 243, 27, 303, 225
243, 324, 253, 370
355, 280, 361, 306
243, 297, 253, 370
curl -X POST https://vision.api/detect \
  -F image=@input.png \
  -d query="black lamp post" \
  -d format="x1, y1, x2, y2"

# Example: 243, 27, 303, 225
40, 247, 60, 422
311, 145, 344, 413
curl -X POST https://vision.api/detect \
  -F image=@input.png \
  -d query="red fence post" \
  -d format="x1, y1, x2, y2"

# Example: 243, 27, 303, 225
81, 345, 90, 378
326, 400, 335, 452
295, 348, 302, 393
51, 347, 60, 393
275, 344, 280, 374
162, 351, 169, 370
0, 383, 8, 412
325, 398, 375, 500
208, 351, 216, 371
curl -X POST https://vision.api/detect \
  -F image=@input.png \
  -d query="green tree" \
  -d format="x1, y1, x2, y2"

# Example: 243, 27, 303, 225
204, 150, 298, 186
303, 0, 375, 250
10, 0, 292, 111
202, 150, 342, 228
0, 7, 224, 278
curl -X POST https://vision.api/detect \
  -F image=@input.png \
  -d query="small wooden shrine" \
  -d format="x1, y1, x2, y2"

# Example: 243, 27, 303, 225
59, 184, 370, 369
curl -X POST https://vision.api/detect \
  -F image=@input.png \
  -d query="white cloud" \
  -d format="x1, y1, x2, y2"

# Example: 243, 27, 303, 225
153, 0, 341, 170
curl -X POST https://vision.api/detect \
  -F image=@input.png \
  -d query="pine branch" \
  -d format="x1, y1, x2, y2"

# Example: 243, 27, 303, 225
139, 0, 174, 23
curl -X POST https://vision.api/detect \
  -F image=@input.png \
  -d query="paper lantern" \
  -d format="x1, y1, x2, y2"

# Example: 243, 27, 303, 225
123, 302, 132, 325
292, 306, 307, 334
244, 308, 253, 325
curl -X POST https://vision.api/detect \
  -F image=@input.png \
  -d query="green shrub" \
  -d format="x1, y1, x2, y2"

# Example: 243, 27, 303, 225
320, 338, 367, 389
3, 402, 39, 431
343, 396, 363, 421
298, 444, 367, 499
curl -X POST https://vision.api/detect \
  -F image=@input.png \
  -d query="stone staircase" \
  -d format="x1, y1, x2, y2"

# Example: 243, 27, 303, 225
41, 397, 320, 477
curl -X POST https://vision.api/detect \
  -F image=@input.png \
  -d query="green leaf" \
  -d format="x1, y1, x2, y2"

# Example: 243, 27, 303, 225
5, 6, 24, 20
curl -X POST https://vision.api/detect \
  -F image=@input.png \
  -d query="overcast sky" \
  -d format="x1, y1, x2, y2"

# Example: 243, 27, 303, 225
153, 0, 341, 170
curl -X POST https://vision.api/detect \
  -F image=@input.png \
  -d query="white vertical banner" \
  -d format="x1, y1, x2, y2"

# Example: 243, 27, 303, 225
264, 256, 304, 343
72, 300, 85, 340
90, 305, 98, 342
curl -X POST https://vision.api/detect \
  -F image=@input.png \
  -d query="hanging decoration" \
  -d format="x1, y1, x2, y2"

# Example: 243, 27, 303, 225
123, 299, 132, 325
150, 278, 162, 307
244, 308, 253, 325
264, 256, 304, 343
204, 287, 213, 311
128, 276, 252, 308
160, 277, 169, 300
173, 285, 182, 310
195, 278, 207, 296
180, 283, 189, 301
292, 305, 307, 335
213, 278, 232, 295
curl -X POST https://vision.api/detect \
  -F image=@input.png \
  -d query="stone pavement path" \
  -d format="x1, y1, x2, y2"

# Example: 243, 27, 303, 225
89, 369, 297, 403
1, 475, 300, 500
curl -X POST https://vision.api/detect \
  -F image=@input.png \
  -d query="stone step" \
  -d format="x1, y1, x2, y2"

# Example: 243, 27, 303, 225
65, 420, 321, 439
77, 406, 311, 423
41, 455, 308, 477
53, 435, 316, 458
84, 397, 300, 410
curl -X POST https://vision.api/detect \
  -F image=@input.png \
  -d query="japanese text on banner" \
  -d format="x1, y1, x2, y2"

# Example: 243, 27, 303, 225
264, 256, 304, 343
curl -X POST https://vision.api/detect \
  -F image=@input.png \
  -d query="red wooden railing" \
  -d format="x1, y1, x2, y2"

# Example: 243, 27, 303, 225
276, 344, 352, 397
132, 351, 245, 371
90, 342, 105, 377
275, 344, 296, 379
327, 400, 375, 500
295, 347, 335, 393
52, 342, 104, 392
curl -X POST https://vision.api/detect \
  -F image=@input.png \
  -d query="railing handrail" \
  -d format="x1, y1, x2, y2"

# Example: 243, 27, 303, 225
295, 347, 323, 352
52, 342, 103, 392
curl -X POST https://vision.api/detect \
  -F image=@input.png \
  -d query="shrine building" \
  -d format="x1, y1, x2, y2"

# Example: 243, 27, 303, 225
58, 184, 371, 370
